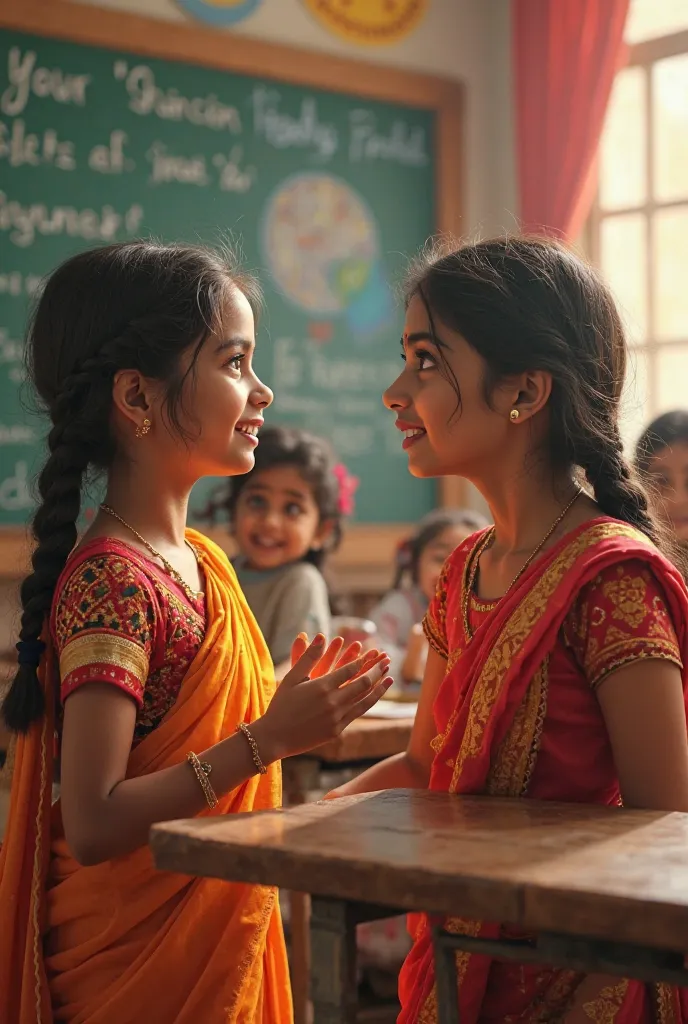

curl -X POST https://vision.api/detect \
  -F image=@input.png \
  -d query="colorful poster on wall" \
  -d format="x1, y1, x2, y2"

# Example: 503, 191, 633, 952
301, 0, 428, 46
176, 0, 262, 26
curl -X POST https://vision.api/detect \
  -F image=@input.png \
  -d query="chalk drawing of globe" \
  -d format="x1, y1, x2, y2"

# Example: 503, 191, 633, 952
262, 173, 381, 316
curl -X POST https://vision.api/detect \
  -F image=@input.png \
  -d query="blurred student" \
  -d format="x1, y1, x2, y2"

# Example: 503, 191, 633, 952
636, 410, 688, 546
370, 508, 487, 691
206, 425, 357, 677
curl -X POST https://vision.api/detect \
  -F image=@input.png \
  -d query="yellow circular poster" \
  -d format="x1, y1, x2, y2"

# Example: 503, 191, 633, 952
301, 0, 428, 46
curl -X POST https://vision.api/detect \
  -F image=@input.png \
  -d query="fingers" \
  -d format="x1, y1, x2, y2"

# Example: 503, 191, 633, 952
319, 652, 371, 690
310, 636, 345, 679
284, 634, 327, 685
334, 640, 363, 670
290, 632, 309, 668
360, 649, 386, 673
331, 659, 390, 701
339, 677, 393, 730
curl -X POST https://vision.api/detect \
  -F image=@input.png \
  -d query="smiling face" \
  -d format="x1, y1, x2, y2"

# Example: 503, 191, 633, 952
646, 441, 688, 542
383, 292, 515, 481
121, 285, 274, 484
233, 463, 332, 570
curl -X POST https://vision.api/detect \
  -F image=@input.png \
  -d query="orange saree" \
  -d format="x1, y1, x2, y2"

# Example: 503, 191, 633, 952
0, 530, 292, 1024
398, 518, 688, 1024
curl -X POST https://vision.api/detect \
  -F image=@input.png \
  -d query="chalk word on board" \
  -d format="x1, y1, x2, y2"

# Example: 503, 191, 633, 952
0, 119, 76, 171
0, 271, 43, 297
1, 46, 91, 116
0, 460, 32, 511
0, 192, 144, 247
252, 86, 338, 160
113, 61, 242, 134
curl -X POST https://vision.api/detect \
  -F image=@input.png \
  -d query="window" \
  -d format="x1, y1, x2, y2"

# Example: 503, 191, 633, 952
590, 0, 688, 451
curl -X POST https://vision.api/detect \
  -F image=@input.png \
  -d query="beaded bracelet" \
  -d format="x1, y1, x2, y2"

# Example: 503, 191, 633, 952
238, 722, 268, 775
186, 751, 218, 809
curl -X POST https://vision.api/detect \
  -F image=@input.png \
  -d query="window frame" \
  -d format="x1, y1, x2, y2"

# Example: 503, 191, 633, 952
590, 28, 688, 427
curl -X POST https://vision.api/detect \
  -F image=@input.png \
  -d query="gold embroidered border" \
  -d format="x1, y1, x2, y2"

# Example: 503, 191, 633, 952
589, 646, 683, 691
582, 978, 629, 1021
654, 982, 681, 1024
416, 917, 482, 1023
486, 657, 549, 798
423, 609, 448, 660
59, 632, 149, 683
449, 523, 652, 793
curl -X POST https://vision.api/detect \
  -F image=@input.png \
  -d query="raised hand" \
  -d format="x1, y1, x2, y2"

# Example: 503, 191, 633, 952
253, 634, 392, 762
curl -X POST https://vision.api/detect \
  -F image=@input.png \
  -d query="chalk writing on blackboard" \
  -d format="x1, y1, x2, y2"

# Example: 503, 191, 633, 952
252, 86, 338, 160
89, 130, 134, 174
0, 193, 144, 247
0, 272, 43, 297
1, 47, 91, 116
0, 424, 36, 444
0, 328, 23, 385
114, 60, 242, 134
348, 109, 428, 167
0, 119, 76, 170
0, 460, 32, 512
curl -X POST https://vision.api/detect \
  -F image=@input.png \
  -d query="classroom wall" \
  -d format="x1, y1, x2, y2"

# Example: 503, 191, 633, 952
0, 1, 516, 649
72, 0, 518, 238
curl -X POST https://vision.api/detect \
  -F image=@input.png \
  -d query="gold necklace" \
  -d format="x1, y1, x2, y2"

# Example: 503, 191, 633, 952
99, 503, 203, 604
462, 487, 583, 642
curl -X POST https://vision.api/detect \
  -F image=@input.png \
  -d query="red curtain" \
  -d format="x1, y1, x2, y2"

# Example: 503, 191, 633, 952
513, 0, 630, 240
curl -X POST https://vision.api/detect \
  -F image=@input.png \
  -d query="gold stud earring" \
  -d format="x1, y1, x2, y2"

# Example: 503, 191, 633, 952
509, 409, 520, 422
135, 418, 152, 439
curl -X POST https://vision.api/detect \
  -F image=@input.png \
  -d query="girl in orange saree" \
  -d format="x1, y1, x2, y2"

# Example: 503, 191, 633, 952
0, 241, 390, 1023
332, 237, 688, 1022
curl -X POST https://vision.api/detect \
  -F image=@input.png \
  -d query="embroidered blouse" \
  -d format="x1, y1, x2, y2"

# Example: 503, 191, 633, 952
425, 556, 681, 689
51, 538, 206, 745
423, 544, 683, 805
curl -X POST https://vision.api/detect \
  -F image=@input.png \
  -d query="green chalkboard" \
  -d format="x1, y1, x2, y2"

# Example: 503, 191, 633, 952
0, 27, 436, 525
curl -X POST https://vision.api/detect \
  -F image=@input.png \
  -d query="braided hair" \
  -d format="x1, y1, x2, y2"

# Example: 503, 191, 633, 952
3, 241, 261, 733
405, 236, 686, 574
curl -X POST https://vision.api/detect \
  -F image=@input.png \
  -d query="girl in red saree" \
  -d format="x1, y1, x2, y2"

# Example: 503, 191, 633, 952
0, 241, 391, 1023
332, 237, 688, 1022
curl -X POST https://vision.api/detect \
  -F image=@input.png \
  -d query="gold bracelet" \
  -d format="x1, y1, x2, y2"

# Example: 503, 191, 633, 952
238, 722, 267, 775
186, 751, 218, 809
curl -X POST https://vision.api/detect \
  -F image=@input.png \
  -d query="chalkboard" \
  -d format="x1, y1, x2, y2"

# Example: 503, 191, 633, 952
0, 12, 456, 527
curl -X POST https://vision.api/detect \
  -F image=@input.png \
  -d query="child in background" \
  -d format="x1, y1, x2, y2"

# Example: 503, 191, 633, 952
370, 508, 487, 692
205, 425, 354, 676
636, 410, 688, 546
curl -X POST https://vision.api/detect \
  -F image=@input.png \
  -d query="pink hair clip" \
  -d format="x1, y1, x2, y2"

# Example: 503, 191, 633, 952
333, 462, 359, 516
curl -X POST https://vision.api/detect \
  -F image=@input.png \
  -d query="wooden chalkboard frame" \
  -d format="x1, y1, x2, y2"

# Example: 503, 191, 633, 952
0, 0, 467, 588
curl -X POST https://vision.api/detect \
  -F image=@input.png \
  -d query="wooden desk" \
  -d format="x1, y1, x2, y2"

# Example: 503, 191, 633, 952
281, 717, 413, 1024
151, 790, 688, 1024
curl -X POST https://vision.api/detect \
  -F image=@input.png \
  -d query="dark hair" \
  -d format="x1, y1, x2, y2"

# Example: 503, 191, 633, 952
393, 506, 488, 589
636, 411, 688, 476
406, 236, 685, 573
3, 240, 261, 733
203, 425, 345, 568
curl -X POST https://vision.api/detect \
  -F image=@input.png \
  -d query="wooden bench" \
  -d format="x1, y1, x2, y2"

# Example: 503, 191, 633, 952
151, 789, 688, 1023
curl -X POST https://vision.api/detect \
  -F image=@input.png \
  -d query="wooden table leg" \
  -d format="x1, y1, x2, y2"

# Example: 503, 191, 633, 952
282, 757, 321, 1024
310, 897, 357, 1024
290, 891, 312, 1024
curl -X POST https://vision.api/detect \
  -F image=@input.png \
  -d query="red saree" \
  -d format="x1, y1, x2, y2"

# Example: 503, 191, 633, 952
398, 518, 688, 1024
